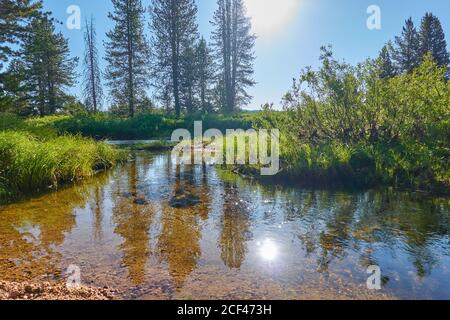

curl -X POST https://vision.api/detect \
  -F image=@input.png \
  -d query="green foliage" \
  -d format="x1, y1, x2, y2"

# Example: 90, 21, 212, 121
0, 113, 60, 138
0, 114, 126, 201
197, 37, 214, 112
419, 13, 450, 69
0, 0, 42, 69
0, 130, 125, 202
378, 42, 397, 78
253, 51, 450, 192
393, 17, 421, 73
105, 0, 150, 117
21, 14, 78, 116
387, 13, 449, 77
150, 0, 201, 116
49, 112, 256, 139
211, 0, 256, 113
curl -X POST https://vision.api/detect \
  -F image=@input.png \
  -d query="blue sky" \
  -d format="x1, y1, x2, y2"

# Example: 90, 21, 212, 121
43, 0, 450, 110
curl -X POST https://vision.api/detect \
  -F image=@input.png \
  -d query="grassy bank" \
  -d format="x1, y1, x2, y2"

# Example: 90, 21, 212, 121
47, 112, 256, 140
0, 115, 126, 202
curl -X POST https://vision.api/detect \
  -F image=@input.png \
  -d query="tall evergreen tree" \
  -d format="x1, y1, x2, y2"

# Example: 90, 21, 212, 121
179, 45, 198, 113
419, 13, 450, 68
149, 0, 199, 116
211, 0, 256, 113
0, 59, 27, 113
105, 0, 150, 117
22, 15, 77, 116
196, 38, 214, 112
83, 16, 102, 112
0, 0, 41, 70
393, 18, 421, 73
378, 42, 397, 78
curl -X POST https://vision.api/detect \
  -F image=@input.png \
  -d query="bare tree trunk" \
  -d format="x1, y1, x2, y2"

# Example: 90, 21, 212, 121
230, 0, 238, 113
87, 19, 98, 112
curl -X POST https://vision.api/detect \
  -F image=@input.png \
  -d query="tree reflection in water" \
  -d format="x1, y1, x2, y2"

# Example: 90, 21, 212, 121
0, 151, 448, 299
157, 160, 211, 288
219, 182, 251, 269
112, 156, 154, 285
0, 173, 110, 282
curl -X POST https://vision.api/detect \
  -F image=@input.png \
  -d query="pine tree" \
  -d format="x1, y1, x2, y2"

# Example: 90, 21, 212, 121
22, 15, 77, 116
83, 16, 102, 112
149, 0, 199, 116
0, 0, 42, 70
196, 38, 214, 113
105, 0, 150, 117
393, 18, 421, 73
0, 59, 27, 113
419, 13, 449, 68
378, 42, 397, 78
211, 0, 256, 113
180, 45, 198, 113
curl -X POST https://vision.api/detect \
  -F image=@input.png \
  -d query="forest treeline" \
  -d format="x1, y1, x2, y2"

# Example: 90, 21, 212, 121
0, 0, 256, 117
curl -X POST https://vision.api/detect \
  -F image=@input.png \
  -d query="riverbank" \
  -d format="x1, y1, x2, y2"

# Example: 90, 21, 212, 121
223, 139, 449, 196
0, 281, 116, 300
244, 57, 450, 195
44, 112, 256, 140
0, 114, 127, 202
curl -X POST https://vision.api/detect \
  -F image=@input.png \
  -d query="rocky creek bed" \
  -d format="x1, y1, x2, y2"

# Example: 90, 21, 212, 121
0, 281, 116, 300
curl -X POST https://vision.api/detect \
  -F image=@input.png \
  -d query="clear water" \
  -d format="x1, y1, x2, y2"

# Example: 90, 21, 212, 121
0, 151, 449, 299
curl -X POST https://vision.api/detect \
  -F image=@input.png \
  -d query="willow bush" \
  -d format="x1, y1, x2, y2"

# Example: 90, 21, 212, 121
253, 50, 450, 192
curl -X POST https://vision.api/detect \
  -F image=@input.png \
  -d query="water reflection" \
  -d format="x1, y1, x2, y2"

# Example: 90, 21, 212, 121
112, 157, 154, 285
0, 151, 448, 299
257, 239, 278, 261
219, 182, 251, 269
0, 173, 110, 281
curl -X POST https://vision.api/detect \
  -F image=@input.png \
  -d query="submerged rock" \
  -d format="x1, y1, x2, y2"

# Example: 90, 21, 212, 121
169, 190, 201, 208
133, 198, 149, 205
121, 192, 137, 198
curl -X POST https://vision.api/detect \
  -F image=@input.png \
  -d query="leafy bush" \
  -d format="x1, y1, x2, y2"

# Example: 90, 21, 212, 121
50, 112, 256, 139
252, 51, 450, 192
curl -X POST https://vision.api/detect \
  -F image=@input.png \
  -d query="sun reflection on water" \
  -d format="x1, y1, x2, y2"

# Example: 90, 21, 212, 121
257, 238, 279, 261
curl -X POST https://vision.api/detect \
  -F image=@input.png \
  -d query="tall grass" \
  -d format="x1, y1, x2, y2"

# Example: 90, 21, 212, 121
0, 118, 126, 201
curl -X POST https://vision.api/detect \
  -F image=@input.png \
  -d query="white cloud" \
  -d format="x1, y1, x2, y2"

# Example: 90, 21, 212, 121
245, 0, 301, 40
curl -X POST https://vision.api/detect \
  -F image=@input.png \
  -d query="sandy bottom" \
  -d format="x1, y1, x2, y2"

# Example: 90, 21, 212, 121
0, 280, 116, 300
0, 279, 394, 300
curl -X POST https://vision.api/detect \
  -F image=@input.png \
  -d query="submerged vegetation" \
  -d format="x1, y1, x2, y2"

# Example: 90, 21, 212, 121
0, 114, 125, 202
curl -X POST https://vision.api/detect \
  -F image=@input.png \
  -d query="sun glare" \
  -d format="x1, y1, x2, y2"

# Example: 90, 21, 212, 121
257, 238, 279, 261
245, 0, 301, 39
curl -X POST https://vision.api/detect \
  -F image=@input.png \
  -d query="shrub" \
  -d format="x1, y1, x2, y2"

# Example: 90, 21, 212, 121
250, 52, 450, 192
